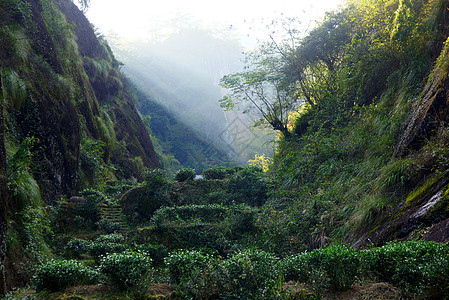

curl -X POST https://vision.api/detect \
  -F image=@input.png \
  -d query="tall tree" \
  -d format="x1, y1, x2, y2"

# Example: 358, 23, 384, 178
220, 49, 298, 138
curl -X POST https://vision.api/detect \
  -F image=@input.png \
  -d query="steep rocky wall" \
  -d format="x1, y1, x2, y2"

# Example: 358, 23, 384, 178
0, 0, 160, 202
396, 36, 449, 156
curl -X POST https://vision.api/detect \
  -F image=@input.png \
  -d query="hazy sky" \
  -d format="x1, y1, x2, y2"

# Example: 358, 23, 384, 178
86, 0, 343, 46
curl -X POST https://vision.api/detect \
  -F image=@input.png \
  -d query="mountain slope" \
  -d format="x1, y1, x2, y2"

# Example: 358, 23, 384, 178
1, 0, 160, 200
0, 0, 160, 288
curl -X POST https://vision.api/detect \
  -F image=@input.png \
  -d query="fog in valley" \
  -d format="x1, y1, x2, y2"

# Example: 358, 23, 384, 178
85, 0, 343, 167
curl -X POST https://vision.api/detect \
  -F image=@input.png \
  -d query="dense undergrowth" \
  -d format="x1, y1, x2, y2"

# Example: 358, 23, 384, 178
4, 0, 449, 298
3, 167, 448, 299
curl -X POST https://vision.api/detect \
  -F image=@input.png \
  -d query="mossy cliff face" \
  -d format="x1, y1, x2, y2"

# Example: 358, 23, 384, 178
355, 38, 449, 247
0, 0, 160, 202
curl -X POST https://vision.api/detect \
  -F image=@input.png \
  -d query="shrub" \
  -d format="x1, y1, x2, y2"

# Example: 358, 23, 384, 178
227, 167, 269, 207
175, 168, 196, 182
151, 204, 257, 230
165, 249, 219, 297
203, 166, 235, 180
366, 240, 449, 295
99, 251, 153, 291
95, 233, 125, 244
64, 238, 90, 258
96, 218, 122, 234
88, 241, 127, 258
135, 243, 168, 266
220, 248, 280, 299
279, 245, 360, 292
103, 180, 136, 199
152, 204, 228, 227
229, 208, 257, 235
121, 170, 173, 224
278, 253, 311, 283
142, 168, 168, 185
33, 259, 100, 292
77, 189, 109, 227
312, 245, 361, 291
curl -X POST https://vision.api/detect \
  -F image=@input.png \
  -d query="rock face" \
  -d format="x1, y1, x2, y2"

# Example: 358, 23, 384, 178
0, 0, 160, 202
396, 36, 449, 156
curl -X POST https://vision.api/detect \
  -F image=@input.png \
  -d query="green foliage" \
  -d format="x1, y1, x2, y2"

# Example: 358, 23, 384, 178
151, 203, 256, 229
365, 241, 449, 295
64, 238, 90, 259
220, 248, 280, 298
32, 259, 100, 292
79, 138, 110, 187
165, 249, 218, 297
95, 233, 124, 244
142, 168, 168, 185
88, 241, 126, 258
203, 166, 236, 180
16, 206, 53, 265
99, 251, 153, 291
121, 169, 173, 223
134, 243, 168, 266
0, 67, 27, 110
96, 218, 121, 234
220, 50, 297, 137
77, 189, 108, 227
7, 137, 42, 211
169, 178, 230, 206
103, 180, 137, 199
227, 166, 269, 206
152, 204, 227, 228
174, 167, 196, 182
88, 240, 127, 259
279, 245, 360, 292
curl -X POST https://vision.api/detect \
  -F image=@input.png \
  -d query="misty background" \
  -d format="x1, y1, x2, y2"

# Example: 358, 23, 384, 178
84, 0, 342, 171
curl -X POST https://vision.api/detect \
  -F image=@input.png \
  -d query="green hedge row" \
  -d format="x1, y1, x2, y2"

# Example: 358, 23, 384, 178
166, 241, 449, 298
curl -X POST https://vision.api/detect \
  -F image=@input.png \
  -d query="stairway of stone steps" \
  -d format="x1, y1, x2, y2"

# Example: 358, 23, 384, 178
99, 204, 128, 233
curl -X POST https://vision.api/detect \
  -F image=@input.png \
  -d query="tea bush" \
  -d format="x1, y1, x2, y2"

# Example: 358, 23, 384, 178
278, 253, 311, 283
33, 259, 100, 292
227, 166, 269, 207
142, 168, 168, 184
88, 241, 127, 259
95, 233, 125, 244
64, 238, 90, 258
152, 204, 258, 232
175, 168, 196, 182
152, 204, 228, 227
103, 180, 136, 199
96, 218, 121, 233
135, 243, 168, 266
165, 249, 219, 298
279, 245, 360, 292
78, 189, 108, 226
121, 168, 173, 223
366, 240, 449, 295
99, 251, 153, 291
219, 248, 280, 298
203, 166, 236, 180
312, 245, 361, 291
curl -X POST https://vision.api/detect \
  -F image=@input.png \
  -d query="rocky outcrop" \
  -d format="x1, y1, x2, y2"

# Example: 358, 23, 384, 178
396, 37, 449, 156
0, 0, 160, 202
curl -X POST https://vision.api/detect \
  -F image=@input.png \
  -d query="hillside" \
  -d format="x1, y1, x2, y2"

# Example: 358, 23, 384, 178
0, 0, 160, 291
264, 0, 449, 249
3, 0, 449, 298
